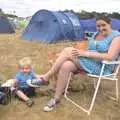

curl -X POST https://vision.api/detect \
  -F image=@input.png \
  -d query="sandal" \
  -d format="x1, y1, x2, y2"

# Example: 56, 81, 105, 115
43, 98, 60, 112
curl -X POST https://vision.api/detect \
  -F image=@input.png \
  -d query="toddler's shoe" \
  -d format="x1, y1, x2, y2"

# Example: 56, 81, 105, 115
26, 99, 34, 107
27, 77, 49, 88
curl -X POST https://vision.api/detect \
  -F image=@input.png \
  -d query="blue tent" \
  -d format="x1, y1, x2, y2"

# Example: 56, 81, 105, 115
80, 19, 97, 32
112, 19, 120, 31
21, 10, 84, 43
0, 16, 15, 33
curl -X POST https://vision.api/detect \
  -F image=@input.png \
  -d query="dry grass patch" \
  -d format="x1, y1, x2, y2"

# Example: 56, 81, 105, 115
0, 31, 120, 120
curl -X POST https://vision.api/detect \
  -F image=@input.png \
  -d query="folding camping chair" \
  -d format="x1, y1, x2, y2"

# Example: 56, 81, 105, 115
64, 56, 120, 115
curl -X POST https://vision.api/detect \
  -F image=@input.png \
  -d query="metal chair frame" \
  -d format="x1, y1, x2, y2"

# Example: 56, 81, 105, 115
64, 59, 120, 115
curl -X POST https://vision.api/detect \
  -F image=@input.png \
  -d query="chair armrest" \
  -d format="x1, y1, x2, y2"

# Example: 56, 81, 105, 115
102, 60, 120, 65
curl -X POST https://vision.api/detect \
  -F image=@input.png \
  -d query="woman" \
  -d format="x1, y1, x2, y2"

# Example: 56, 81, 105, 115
30, 14, 120, 111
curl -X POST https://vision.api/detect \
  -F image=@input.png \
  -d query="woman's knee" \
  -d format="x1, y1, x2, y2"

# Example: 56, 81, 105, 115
63, 47, 74, 53
61, 47, 74, 58
60, 61, 77, 72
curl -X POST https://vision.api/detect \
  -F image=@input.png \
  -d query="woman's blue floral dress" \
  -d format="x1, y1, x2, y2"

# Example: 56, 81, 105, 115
78, 30, 120, 75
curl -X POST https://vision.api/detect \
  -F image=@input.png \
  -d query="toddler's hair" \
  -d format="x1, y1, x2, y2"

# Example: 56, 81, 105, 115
19, 57, 32, 67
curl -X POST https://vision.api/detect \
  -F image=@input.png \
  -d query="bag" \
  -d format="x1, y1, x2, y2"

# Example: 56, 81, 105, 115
0, 91, 8, 105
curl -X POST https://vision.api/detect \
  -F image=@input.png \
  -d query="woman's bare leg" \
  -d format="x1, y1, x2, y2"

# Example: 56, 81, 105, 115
43, 47, 79, 80
54, 60, 79, 100
43, 55, 82, 111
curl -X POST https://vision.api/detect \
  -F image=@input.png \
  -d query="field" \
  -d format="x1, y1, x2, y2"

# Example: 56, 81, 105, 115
0, 30, 120, 120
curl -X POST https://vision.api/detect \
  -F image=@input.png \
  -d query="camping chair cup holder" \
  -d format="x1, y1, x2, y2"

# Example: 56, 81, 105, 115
64, 59, 120, 115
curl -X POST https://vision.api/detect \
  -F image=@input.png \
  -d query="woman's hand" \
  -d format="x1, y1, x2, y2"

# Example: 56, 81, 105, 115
71, 48, 85, 57
60, 47, 88, 59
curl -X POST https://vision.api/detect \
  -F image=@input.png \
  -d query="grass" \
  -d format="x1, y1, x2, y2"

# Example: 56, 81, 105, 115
0, 30, 120, 120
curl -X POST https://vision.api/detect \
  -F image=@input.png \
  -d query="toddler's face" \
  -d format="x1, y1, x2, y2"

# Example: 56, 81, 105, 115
19, 66, 31, 74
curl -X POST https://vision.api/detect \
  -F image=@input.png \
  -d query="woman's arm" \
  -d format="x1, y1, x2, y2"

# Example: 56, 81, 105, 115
72, 36, 120, 60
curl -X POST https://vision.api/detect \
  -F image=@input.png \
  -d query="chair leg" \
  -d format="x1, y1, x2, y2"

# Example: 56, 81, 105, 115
64, 72, 102, 115
88, 75, 102, 113
93, 79, 97, 89
64, 72, 91, 115
64, 64, 106, 115
105, 78, 119, 101
116, 78, 119, 101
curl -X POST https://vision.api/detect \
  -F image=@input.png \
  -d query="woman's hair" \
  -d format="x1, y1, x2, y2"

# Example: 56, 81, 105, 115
19, 57, 32, 67
96, 14, 111, 24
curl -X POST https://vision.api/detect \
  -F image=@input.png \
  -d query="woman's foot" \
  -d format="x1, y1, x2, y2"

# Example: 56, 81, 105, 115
43, 98, 60, 112
27, 77, 49, 88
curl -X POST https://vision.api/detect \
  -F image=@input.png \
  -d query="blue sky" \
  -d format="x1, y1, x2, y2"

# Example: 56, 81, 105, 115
0, 0, 119, 17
